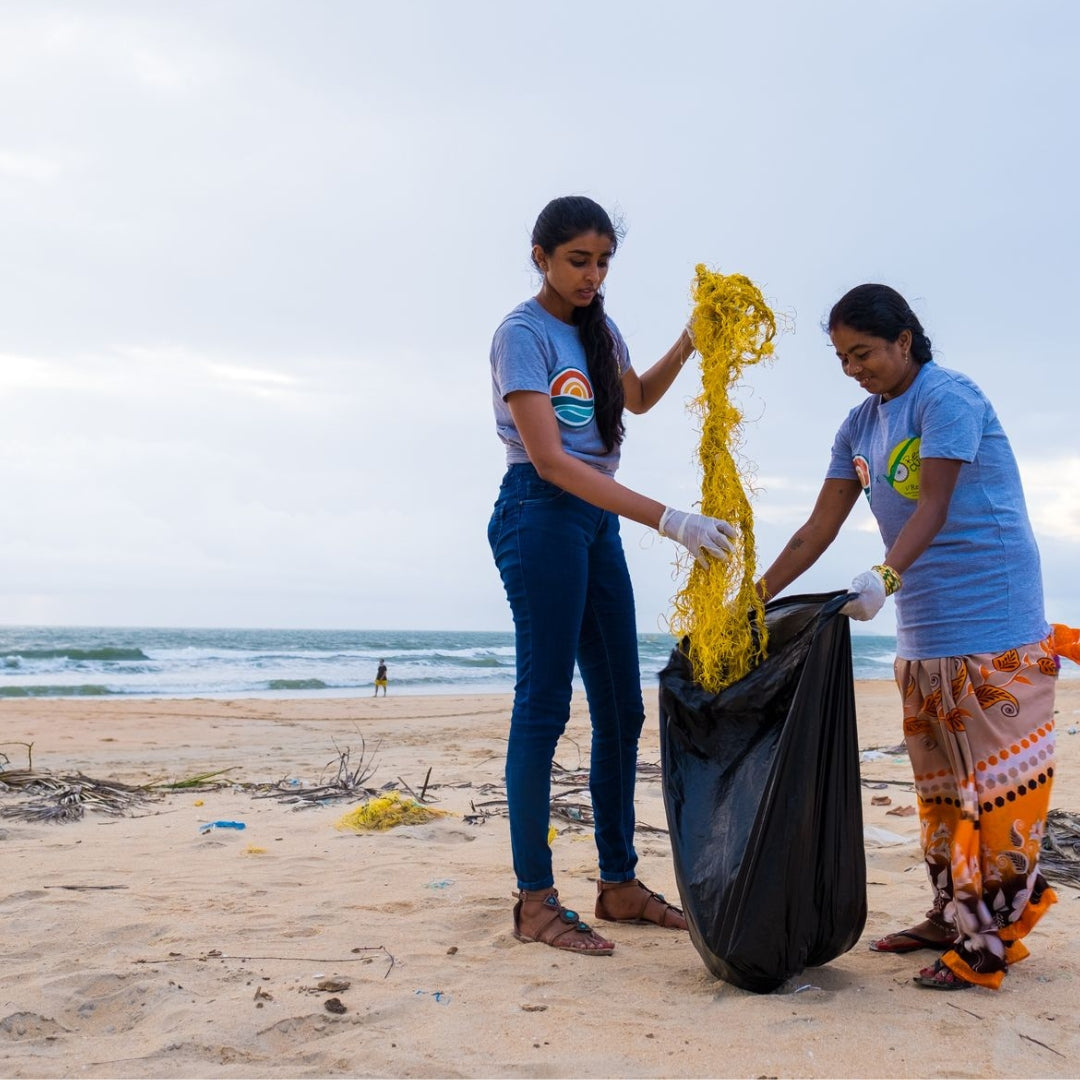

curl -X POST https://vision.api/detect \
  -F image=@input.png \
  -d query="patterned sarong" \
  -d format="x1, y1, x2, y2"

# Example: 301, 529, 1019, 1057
894, 634, 1061, 989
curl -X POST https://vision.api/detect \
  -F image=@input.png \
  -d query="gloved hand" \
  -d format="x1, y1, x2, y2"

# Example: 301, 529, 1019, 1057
658, 507, 735, 569
684, 317, 697, 350
840, 568, 888, 621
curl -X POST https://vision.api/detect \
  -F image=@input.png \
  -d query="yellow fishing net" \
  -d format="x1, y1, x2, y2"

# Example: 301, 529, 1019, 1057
334, 791, 449, 831
669, 265, 777, 693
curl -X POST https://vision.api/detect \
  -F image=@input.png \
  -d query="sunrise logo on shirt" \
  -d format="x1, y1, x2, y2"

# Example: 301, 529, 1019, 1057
549, 367, 595, 428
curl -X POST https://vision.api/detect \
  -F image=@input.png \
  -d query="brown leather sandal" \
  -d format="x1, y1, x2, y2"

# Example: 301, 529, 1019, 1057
594, 878, 687, 930
512, 889, 615, 955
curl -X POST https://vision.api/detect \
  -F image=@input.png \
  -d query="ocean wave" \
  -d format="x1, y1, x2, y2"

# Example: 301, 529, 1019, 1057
5, 647, 149, 662
0, 684, 115, 697
267, 678, 329, 690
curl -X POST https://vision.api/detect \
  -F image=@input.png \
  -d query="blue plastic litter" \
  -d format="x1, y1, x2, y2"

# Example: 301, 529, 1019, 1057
199, 820, 246, 834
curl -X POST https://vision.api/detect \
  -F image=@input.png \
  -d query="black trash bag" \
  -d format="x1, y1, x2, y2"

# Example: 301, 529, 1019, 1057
658, 590, 867, 994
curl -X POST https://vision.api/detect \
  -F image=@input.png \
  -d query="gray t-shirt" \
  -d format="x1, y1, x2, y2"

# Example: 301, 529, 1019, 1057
490, 298, 631, 477
826, 361, 1048, 658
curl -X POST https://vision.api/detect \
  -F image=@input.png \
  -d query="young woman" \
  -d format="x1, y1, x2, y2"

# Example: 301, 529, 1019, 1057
488, 195, 734, 955
758, 283, 1062, 990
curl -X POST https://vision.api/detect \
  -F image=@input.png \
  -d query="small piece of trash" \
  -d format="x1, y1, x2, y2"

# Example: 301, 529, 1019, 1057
793, 984, 820, 993
521, 1003, 548, 1012
863, 825, 911, 847
860, 750, 888, 762
871, 795, 892, 806
1067, 727, 1078, 735
886, 805, 918, 817
199, 820, 246, 834
414, 989, 450, 1004
317, 978, 351, 993
324, 998, 347, 1014
425, 879, 455, 890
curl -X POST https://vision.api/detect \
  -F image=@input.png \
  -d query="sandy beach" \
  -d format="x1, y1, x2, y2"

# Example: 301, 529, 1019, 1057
2, 683, 1078, 1079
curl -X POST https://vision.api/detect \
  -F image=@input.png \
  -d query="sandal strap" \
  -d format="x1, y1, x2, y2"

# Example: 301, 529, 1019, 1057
596, 879, 686, 928
515, 890, 612, 952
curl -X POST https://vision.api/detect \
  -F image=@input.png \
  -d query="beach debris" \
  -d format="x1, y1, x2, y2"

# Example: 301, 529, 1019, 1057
1018, 1032, 1066, 1059
155, 768, 237, 791
324, 997, 347, 1014
1040, 808, 1080, 889
413, 990, 449, 1004
425, 879, 455, 890
199, 819, 246, 834
395, 765, 436, 804
253, 738, 380, 808
860, 744, 908, 763
886, 805, 918, 817
669, 266, 777, 693
463, 759, 669, 834
863, 825, 911, 847
139, 945, 396, 978
243, 844, 267, 854
871, 795, 892, 806
0, 741, 34, 770
317, 978, 351, 993
0, 769, 158, 823
334, 791, 449, 832
44, 884, 128, 891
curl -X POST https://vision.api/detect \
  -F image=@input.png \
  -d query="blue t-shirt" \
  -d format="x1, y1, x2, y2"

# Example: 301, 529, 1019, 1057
490, 298, 631, 477
826, 361, 1048, 658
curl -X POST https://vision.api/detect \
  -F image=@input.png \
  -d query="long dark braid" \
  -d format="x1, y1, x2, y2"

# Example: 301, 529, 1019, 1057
531, 196, 626, 452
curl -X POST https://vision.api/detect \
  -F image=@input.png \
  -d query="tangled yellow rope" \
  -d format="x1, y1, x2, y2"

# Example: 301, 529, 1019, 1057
334, 791, 449, 832
669, 265, 777, 693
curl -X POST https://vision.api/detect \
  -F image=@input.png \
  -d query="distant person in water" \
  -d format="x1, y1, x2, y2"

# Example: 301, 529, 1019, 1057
374, 660, 388, 697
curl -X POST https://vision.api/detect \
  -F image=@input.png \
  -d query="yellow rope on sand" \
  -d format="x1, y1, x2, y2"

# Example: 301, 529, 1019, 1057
669, 264, 777, 693
333, 791, 449, 832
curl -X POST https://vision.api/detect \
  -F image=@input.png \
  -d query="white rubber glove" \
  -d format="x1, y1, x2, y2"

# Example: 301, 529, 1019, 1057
840, 568, 888, 621
658, 507, 735, 569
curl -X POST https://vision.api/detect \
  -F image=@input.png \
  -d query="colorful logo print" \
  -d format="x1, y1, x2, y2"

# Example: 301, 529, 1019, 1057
886, 436, 921, 499
853, 454, 871, 500
549, 367, 595, 428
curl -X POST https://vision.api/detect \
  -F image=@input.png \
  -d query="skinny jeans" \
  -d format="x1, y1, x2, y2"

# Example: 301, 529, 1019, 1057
488, 463, 645, 891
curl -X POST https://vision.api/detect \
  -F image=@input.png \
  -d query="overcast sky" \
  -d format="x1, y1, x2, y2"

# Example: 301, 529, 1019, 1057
1, 0, 1077, 634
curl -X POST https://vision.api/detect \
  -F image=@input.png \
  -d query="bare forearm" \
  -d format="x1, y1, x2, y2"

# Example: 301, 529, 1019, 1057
533, 454, 666, 528
884, 503, 950, 575
757, 527, 832, 598
624, 330, 695, 414
756, 479, 862, 599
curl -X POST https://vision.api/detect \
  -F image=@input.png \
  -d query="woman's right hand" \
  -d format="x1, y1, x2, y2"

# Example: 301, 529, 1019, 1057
659, 508, 735, 568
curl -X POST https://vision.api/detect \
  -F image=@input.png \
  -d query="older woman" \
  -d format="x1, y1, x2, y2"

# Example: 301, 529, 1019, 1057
758, 283, 1063, 990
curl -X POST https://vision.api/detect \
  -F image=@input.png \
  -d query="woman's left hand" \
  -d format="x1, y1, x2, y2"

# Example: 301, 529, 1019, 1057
840, 569, 888, 620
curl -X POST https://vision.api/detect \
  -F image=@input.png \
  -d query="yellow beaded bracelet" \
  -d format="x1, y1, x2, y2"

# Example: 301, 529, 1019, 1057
873, 564, 903, 596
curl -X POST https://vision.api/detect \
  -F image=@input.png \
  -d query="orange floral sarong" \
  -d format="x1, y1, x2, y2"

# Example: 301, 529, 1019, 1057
894, 633, 1062, 989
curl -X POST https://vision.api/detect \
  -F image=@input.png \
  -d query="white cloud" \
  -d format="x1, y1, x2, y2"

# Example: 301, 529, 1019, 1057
0, 150, 61, 183
1020, 457, 1080, 542
0, 0, 1077, 629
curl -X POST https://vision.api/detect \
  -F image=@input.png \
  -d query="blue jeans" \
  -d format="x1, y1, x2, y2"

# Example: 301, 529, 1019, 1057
488, 463, 645, 891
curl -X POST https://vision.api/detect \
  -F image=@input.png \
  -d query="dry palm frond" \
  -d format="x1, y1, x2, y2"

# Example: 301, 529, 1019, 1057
1041, 808, 1080, 889
0, 770, 158, 823
252, 739, 380, 808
